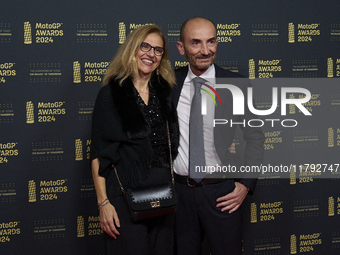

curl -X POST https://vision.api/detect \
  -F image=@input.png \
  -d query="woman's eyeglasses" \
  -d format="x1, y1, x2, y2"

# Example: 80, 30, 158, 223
140, 42, 164, 56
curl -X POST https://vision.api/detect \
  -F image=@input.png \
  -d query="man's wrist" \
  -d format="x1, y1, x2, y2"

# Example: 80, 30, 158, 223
239, 182, 250, 193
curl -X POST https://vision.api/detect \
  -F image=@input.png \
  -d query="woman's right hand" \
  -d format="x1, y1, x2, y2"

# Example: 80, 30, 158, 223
100, 202, 120, 238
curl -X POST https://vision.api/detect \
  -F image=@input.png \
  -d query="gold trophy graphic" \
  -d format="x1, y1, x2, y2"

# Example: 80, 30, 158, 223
250, 203, 257, 223
73, 61, 81, 83
75, 139, 83, 161
119, 22, 126, 44
77, 216, 85, 237
290, 165, 296, 185
26, 101, 34, 124
290, 234, 297, 254
24, 22, 32, 44
28, 180, 36, 202
328, 197, 334, 216
249, 59, 255, 79
328, 127, 334, 147
289, 94, 295, 114
327, 58, 334, 78
288, 23, 295, 43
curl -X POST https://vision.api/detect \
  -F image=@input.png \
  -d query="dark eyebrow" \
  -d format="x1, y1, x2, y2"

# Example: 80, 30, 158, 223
191, 37, 216, 43
191, 38, 201, 43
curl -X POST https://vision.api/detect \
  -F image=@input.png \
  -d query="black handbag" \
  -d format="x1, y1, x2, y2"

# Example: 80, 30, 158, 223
113, 121, 177, 221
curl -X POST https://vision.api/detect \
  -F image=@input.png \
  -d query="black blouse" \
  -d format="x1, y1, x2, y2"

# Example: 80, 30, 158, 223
136, 86, 170, 169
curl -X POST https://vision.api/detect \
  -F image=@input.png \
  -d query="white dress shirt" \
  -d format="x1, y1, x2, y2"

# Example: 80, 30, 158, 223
174, 64, 222, 176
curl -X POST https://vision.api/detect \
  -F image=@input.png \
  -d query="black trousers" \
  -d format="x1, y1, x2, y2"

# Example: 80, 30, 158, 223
175, 179, 242, 255
106, 167, 175, 255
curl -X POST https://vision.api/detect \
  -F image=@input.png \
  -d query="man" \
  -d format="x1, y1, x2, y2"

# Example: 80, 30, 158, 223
172, 17, 265, 255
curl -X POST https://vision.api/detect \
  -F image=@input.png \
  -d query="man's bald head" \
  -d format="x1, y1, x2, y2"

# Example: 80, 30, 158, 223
180, 17, 216, 42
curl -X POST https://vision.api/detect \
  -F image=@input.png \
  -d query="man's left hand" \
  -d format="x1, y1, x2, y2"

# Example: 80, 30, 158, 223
216, 182, 248, 213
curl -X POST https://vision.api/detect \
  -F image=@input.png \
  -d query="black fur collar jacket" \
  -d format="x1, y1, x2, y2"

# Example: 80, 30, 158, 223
90, 74, 179, 197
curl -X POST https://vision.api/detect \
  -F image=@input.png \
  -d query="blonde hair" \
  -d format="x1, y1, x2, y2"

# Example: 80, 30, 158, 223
103, 25, 175, 87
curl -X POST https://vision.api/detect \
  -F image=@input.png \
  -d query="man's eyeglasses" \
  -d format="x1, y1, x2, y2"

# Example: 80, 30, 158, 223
140, 42, 164, 56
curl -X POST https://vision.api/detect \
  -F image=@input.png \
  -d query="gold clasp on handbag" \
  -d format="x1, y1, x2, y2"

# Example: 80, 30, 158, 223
150, 201, 160, 208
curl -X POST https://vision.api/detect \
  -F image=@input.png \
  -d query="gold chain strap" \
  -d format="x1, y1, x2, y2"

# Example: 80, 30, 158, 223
166, 120, 175, 185
113, 165, 125, 194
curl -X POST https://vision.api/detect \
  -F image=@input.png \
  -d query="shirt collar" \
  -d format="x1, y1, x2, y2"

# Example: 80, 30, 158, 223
187, 64, 215, 84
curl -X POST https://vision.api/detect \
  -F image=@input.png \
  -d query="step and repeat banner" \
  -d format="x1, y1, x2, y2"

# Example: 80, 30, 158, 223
1, 0, 340, 254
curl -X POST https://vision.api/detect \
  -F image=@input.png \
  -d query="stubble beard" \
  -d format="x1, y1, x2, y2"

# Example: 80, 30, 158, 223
188, 53, 217, 72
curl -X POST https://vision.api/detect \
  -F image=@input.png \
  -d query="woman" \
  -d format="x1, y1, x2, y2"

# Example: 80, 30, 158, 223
90, 25, 179, 255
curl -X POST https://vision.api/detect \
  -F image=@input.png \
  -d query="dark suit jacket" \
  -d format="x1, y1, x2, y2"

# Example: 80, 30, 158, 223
171, 64, 265, 193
